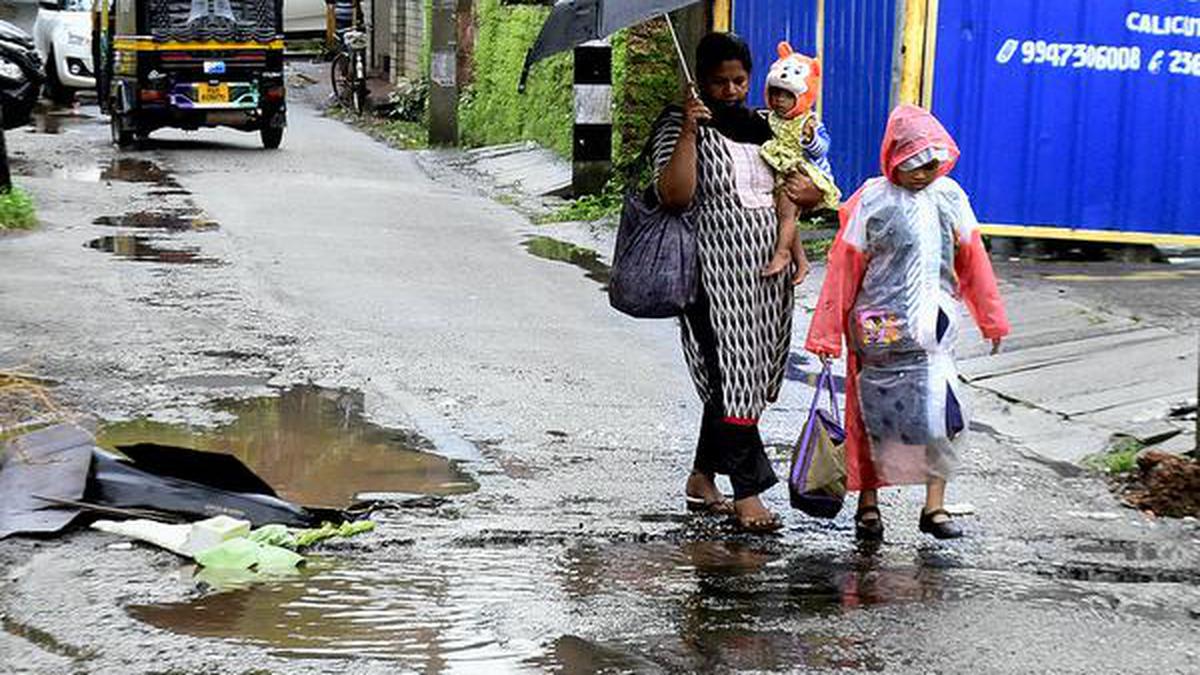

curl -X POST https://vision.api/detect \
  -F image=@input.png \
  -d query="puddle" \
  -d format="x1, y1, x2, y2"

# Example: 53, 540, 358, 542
522, 236, 610, 286
26, 105, 95, 135
94, 211, 218, 231
124, 532, 1184, 670
785, 352, 847, 393
97, 384, 478, 507
86, 235, 221, 265
128, 546, 552, 666
14, 156, 179, 186
101, 158, 179, 185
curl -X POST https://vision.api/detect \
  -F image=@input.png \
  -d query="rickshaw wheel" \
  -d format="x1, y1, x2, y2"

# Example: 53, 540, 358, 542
261, 126, 284, 150
110, 113, 134, 149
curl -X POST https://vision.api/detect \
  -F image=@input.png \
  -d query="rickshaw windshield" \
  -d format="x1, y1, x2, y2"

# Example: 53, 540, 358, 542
148, 0, 279, 42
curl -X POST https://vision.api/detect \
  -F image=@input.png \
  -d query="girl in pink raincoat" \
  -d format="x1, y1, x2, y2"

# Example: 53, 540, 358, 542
806, 105, 1010, 540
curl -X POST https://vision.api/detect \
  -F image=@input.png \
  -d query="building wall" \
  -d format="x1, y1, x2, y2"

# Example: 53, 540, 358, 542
393, 0, 425, 81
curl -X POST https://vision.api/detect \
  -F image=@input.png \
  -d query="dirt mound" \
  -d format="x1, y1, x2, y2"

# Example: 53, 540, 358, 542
1121, 450, 1200, 518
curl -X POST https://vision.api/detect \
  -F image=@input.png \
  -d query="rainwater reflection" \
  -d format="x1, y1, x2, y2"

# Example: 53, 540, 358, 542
97, 384, 477, 507
129, 548, 552, 669
127, 534, 1156, 671
522, 236, 611, 287
86, 235, 220, 265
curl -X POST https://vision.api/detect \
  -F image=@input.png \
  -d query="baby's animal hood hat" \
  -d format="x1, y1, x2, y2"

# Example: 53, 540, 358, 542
765, 42, 821, 119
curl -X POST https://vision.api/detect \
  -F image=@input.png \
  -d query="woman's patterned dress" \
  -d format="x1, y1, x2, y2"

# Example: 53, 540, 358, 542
650, 110, 794, 424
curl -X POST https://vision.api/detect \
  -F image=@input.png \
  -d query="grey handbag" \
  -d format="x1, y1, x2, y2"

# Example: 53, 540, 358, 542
607, 132, 699, 319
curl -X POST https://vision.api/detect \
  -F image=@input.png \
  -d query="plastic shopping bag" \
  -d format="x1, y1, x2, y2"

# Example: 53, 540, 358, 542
788, 363, 847, 518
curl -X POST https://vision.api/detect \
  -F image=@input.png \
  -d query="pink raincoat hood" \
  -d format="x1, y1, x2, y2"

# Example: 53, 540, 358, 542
880, 104, 961, 184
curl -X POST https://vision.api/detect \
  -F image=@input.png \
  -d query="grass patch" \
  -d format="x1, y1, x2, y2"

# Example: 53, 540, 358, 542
0, 187, 36, 230
327, 106, 428, 150
1084, 436, 1145, 475
536, 179, 625, 224
612, 18, 681, 167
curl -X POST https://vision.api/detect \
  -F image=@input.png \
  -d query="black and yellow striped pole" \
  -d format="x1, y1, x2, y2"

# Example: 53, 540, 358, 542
571, 39, 612, 196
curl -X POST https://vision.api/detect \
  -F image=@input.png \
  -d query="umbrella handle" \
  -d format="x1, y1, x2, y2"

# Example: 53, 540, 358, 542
662, 13, 699, 99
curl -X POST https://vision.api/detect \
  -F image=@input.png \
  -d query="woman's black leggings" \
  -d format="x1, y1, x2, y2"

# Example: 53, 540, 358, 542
686, 291, 778, 500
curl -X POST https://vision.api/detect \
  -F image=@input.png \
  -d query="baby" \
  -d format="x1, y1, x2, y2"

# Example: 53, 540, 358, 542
759, 42, 842, 280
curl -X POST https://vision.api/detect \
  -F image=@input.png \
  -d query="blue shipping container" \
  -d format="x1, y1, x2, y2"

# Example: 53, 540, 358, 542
932, 0, 1200, 238
735, 0, 820, 109
821, 0, 901, 195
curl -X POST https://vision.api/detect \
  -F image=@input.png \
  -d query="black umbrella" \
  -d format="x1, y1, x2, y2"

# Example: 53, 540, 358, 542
519, 0, 702, 92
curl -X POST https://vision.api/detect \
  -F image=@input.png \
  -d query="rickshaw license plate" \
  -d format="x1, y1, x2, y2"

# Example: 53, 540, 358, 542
197, 83, 230, 104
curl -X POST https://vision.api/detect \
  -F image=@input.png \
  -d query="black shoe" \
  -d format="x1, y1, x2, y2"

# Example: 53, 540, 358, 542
919, 509, 963, 539
854, 505, 884, 541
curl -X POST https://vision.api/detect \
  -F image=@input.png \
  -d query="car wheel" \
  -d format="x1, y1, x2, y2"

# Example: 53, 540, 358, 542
260, 126, 283, 150
44, 51, 76, 105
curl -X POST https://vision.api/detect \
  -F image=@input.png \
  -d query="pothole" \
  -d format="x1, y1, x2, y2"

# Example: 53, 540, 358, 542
93, 211, 218, 231
96, 384, 478, 507
86, 235, 221, 265
101, 158, 179, 185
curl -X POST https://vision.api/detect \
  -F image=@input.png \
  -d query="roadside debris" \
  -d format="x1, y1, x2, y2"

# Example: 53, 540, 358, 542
91, 514, 375, 573
1120, 450, 1200, 518
1, 424, 345, 539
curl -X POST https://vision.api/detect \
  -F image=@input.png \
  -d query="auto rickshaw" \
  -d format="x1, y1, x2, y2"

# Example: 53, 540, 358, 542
92, 0, 287, 149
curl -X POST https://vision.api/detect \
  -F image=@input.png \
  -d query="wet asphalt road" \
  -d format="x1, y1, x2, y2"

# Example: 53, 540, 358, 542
2, 91, 1199, 675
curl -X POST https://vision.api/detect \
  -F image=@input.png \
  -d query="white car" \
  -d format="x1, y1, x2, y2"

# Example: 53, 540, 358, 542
32, 0, 94, 103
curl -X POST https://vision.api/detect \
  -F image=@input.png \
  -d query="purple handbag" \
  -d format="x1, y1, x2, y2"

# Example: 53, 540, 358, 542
788, 363, 848, 518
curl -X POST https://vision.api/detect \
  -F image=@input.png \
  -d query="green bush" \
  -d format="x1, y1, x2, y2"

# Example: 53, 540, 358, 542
0, 188, 36, 230
612, 18, 681, 167
459, 0, 573, 156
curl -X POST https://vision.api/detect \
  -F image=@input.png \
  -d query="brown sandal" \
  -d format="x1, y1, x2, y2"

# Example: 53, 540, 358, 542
686, 495, 736, 515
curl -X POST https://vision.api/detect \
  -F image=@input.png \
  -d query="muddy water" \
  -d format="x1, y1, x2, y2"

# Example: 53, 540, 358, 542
86, 235, 220, 265
14, 154, 179, 186
27, 107, 93, 135
101, 158, 178, 185
522, 236, 610, 286
97, 384, 477, 507
129, 547, 553, 667
93, 211, 218, 231
124, 533, 1169, 671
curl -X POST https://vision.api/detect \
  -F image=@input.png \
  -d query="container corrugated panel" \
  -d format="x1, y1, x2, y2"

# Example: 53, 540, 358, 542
821, 0, 900, 195
932, 0, 1200, 236
733, 0, 820, 108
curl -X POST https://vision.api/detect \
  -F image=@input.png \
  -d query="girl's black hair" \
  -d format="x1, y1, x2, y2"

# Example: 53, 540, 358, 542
696, 32, 753, 81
